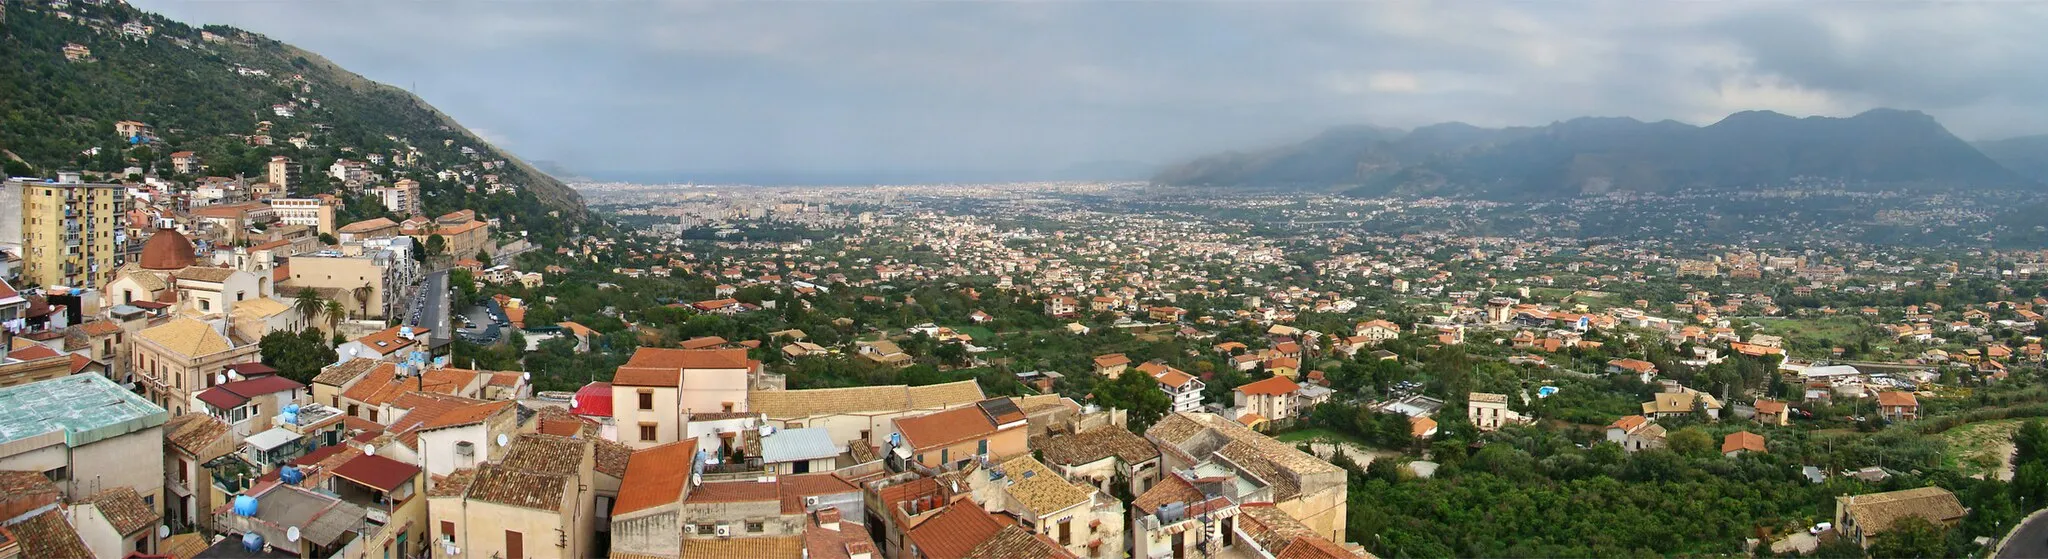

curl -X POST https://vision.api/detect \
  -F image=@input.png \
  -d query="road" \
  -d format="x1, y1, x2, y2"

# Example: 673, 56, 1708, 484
1996, 510, 2048, 559
408, 270, 452, 348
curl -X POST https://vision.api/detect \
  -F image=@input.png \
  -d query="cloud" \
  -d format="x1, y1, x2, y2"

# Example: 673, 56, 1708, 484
131, 0, 2048, 181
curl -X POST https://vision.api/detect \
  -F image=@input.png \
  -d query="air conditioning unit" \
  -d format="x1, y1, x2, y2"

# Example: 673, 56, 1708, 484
455, 441, 474, 458
714, 525, 732, 538
804, 496, 820, 507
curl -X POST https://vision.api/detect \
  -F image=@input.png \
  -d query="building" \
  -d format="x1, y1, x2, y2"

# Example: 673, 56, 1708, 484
162, 413, 240, 533
336, 217, 400, 243
1834, 487, 1966, 548
748, 380, 985, 459
212, 482, 369, 559
890, 398, 1030, 470
14, 179, 128, 289
1091, 353, 1131, 378
0, 374, 168, 507
1233, 375, 1301, 429
1605, 415, 1666, 453
1877, 391, 1920, 422
169, 151, 202, 175
404, 210, 492, 261
1030, 415, 1162, 498
370, 179, 422, 217
1468, 392, 1525, 432
1722, 431, 1766, 457
428, 434, 613, 559
269, 198, 337, 235
1642, 390, 1723, 421
286, 241, 417, 320
609, 347, 760, 449
1145, 412, 1350, 546
1139, 361, 1205, 413
1753, 399, 1790, 426
130, 316, 262, 416
266, 156, 299, 190
70, 486, 164, 558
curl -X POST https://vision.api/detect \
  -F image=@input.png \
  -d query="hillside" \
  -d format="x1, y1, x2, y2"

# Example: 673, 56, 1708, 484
1975, 135, 2048, 184
0, 1, 586, 218
1155, 109, 2036, 198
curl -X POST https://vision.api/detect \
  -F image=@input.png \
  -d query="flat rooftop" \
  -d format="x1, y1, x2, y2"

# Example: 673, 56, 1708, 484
0, 374, 167, 448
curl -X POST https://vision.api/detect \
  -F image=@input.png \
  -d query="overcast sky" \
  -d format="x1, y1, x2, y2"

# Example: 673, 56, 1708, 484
134, 1, 2048, 183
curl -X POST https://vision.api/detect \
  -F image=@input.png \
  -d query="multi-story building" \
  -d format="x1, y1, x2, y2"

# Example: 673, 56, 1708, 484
286, 238, 418, 320
1138, 361, 1205, 413
266, 156, 299, 190
370, 179, 421, 217
609, 347, 759, 449
1145, 412, 1350, 546
131, 316, 263, 416
269, 198, 337, 235
14, 179, 128, 289
0, 374, 168, 508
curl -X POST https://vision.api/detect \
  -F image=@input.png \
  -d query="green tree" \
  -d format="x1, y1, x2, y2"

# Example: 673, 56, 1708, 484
324, 299, 345, 332
1090, 371, 1171, 431
293, 289, 325, 330
259, 329, 338, 383
1667, 427, 1715, 457
425, 234, 446, 259
476, 250, 492, 268
1867, 516, 1947, 559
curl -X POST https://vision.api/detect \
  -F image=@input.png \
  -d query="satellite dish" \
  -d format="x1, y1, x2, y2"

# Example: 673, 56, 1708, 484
569, 396, 578, 408
158, 525, 170, 539
215, 373, 228, 385
286, 526, 301, 543
363, 445, 376, 456
496, 434, 509, 447
522, 372, 531, 381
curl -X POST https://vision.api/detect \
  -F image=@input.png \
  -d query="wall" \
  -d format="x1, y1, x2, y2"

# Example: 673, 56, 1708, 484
288, 256, 389, 319
677, 367, 751, 416
418, 424, 488, 477
612, 386, 679, 449
607, 508, 680, 558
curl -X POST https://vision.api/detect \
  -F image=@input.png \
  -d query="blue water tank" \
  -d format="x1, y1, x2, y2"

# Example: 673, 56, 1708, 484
282, 404, 301, 415
280, 466, 304, 485
233, 495, 259, 516
280, 412, 299, 426
241, 532, 264, 551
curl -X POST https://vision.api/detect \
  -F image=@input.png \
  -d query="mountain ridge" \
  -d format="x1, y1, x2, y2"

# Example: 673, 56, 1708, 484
1156, 109, 2037, 198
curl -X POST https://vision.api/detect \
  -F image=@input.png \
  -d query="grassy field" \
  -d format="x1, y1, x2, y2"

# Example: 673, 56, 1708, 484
1938, 419, 2021, 480
1274, 427, 1368, 446
1750, 317, 1872, 354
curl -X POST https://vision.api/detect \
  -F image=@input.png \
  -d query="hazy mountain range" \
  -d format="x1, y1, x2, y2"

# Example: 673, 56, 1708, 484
1156, 109, 2048, 199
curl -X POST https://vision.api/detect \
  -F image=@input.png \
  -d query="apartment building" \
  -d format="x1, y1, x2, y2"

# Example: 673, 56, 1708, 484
13, 179, 128, 289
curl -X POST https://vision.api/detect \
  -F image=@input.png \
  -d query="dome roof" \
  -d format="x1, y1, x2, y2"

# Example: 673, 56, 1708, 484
139, 229, 197, 270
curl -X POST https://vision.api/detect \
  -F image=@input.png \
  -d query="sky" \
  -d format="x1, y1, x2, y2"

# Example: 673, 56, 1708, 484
134, 1, 2048, 183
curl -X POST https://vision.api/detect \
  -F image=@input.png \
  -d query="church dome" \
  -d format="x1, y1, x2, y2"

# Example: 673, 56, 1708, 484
139, 229, 197, 270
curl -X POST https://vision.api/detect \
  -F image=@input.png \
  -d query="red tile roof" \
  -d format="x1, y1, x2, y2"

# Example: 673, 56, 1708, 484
1722, 431, 1767, 454
331, 453, 420, 492
1877, 391, 1919, 407
894, 406, 997, 451
622, 347, 752, 369
905, 502, 1011, 559
613, 439, 698, 515
1236, 376, 1301, 397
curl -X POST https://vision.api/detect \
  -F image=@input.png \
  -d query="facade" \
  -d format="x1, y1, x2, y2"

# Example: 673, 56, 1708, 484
162, 413, 240, 533
269, 197, 337, 235
609, 348, 760, 449
16, 179, 128, 289
891, 398, 1031, 470
1468, 392, 1524, 432
1877, 391, 1920, 421
1145, 412, 1350, 546
748, 380, 986, 458
266, 156, 299, 190
1139, 362, 1205, 413
0, 374, 168, 508
429, 433, 606, 559
370, 179, 422, 217
1834, 487, 1966, 548
287, 241, 417, 320
131, 316, 262, 416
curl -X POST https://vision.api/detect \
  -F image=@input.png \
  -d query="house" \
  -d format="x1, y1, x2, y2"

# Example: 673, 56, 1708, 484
748, 380, 985, 459
1642, 390, 1722, 421
427, 433, 613, 559
1145, 412, 1350, 545
1148, 306, 1186, 322
1877, 391, 1920, 421
0, 375, 169, 521
1139, 361, 1205, 413
131, 316, 263, 416
856, 340, 914, 368
169, 151, 202, 175
609, 347, 759, 449
891, 398, 1030, 470
1045, 295, 1079, 318
1092, 353, 1131, 378
1031, 420, 1162, 497
1606, 358, 1658, 381
1722, 431, 1767, 457
1355, 319, 1400, 343
1233, 375, 1301, 429
162, 413, 241, 532
194, 374, 305, 436
1468, 392, 1525, 432
70, 485, 163, 558
753, 427, 843, 475
211, 483, 368, 559
1834, 487, 1966, 548
1605, 415, 1666, 453
1753, 399, 1791, 426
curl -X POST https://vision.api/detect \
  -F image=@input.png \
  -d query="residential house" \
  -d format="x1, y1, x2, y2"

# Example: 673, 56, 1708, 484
1722, 431, 1767, 457
1233, 375, 1300, 430
1877, 391, 1920, 422
427, 433, 608, 559
1091, 353, 1131, 379
610, 348, 759, 449
1605, 415, 1666, 453
0, 375, 167, 509
1468, 392, 1525, 432
1753, 399, 1790, 426
748, 380, 986, 460
891, 398, 1030, 470
1145, 412, 1349, 545
1834, 487, 1966, 549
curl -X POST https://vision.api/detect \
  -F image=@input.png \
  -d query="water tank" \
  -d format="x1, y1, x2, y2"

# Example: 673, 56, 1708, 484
280, 412, 299, 426
233, 495, 259, 516
241, 532, 264, 552
280, 466, 304, 485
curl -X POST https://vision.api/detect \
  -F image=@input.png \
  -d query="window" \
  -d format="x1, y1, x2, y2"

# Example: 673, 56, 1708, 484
1059, 518, 1072, 545
696, 524, 715, 535
638, 391, 654, 410
504, 531, 522, 559
640, 424, 657, 442
440, 521, 454, 541
978, 439, 988, 455
722, 402, 734, 413
369, 409, 379, 422
860, 429, 871, 442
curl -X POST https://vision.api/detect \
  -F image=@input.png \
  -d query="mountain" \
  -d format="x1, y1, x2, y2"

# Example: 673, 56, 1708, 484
1155, 109, 2034, 198
0, 1, 585, 217
1975, 135, 2048, 184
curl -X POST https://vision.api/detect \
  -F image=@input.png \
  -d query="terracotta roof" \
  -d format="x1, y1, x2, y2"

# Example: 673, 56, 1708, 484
158, 532, 209, 559
895, 406, 998, 451
685, 479, 782, 505
352, 326, 417, 355
1092, 353, 1130, 368
138, 316, 236, 358
313, 358, 380, 386
332, 453, 420, 492
1722, 431, 1767, 454
1607, 415, 1650, 431
611, 366, 678, 387
749, 380, 984, 418
5, 345, 59, 361
995, 456, 1091, 516
465, 463, 568, 511
1754, 399, 1788, 414
499, 433, 585, 477
81, 486, 160, 535
622, 347, 751, 369
427, 467, 479, 498
778, 473, 857, 514
165, 413, 233, 460
419, 400, 512, 431
905, 502, 1011, 559
677, 536, 804, 559
138, 229, 197, 271
1838, 487, 1966, 537
337, 217, 398, 234
1877, 391, 1919, 407
79, 321, 124, 337
593, 438, 632, 478
678, 336, 728, 349
173, 266, 238, 283
1031, 425, 1158, 467
1237, 375, 1301, 396
613, 439, 698, 515
12, 509, 91, 559
966, 525, 1076, 559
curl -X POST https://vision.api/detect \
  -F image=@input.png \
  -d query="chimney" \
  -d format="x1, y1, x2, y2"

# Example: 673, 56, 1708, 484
845, 541, 874, 559
815, 508, 840, 532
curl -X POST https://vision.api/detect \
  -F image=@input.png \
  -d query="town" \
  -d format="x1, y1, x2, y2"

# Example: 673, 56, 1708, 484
4, 1, 2048, 559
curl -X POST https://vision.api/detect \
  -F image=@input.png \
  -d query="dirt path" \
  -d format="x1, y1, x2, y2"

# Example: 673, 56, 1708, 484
1306, 441, 1400, 468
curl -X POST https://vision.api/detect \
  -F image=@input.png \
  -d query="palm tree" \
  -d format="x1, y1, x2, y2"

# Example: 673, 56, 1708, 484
294, 289, 324, 328
352, 285, 373, 321
324, 300, 345, 333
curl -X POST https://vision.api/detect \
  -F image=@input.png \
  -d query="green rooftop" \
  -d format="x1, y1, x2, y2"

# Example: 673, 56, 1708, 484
0, 374, 168, 448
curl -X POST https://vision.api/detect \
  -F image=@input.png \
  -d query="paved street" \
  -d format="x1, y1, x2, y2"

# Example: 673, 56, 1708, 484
1998, 511, 2048, 559
408, 270, 452, 348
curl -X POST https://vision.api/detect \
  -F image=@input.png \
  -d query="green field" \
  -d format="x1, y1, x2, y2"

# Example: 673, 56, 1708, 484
1749, 317, 1872, 354
1938, 419, 2021, 479
1274, 427, 1368, 446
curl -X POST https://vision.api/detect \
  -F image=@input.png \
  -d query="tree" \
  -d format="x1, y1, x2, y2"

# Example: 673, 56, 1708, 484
1667, 427, 1715, 457
324, 299, 345, 332
1090, 370, 1171, 431
294, 289, 325, 330
425, 234, 446, 259
259, 329, 338, 383
476, 250, 492, 268
1867, 516, 1947, 559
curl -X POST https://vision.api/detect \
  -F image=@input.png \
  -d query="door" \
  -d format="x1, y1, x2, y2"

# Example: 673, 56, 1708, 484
1171, 531, 1185, 559
505, 530, 522, 559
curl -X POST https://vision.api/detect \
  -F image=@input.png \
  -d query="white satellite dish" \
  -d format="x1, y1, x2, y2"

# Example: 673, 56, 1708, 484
215, 373, 228, 385
496, 433, 510, 447
569, 396, 578, 408
158, 525, 170, 539
363, 445, 376, 456
522, 372, 531, 381
286, 526, 301, 543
